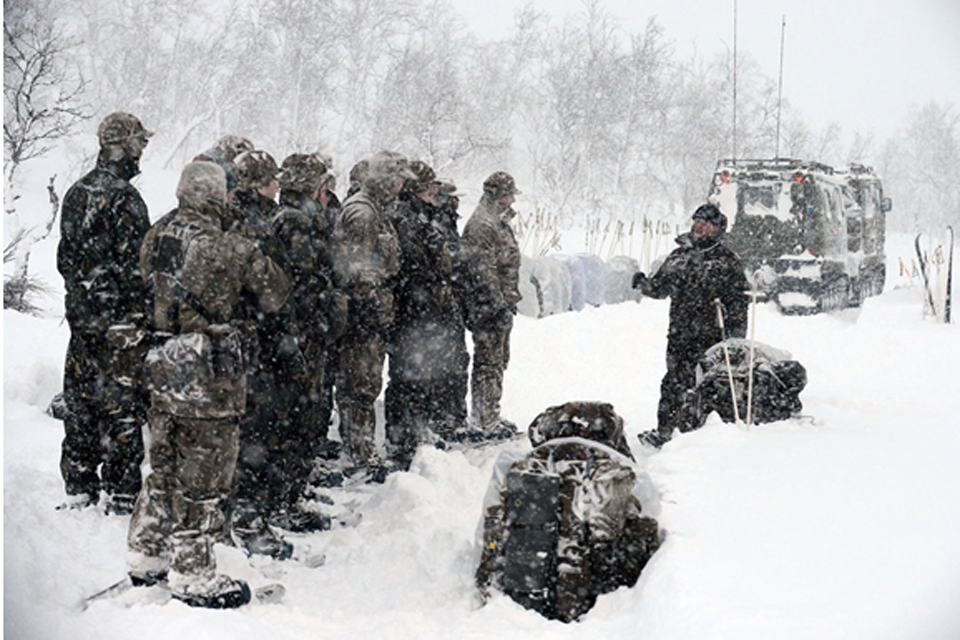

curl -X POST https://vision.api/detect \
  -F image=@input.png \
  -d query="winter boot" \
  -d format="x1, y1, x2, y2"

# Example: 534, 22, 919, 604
104, 493, 137, 516
56, 491, 98, 511
129, 569, 168, 587
231, 514, 293, 561
270, 505, 332, 534
170, 574, 251, 609
637, 430, 671, 450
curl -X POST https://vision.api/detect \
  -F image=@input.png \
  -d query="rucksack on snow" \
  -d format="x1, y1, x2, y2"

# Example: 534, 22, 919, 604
476, 402, 662, 622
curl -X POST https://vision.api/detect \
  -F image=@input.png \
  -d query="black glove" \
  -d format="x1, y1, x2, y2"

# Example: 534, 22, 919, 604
492, 307, 513, 332
631, 271, 647, 290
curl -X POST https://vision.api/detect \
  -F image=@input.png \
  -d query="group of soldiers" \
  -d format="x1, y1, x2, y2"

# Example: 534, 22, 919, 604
56, 112, 524, 608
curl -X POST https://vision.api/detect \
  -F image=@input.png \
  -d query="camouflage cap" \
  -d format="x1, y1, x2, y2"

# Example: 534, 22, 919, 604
403, 160, 437, 194
98, 112, 153, 147
436, 180, 463, 197
278, 153, 327, 193
368, 150, 417, 182
214, 135, 254, 162
348, 159, 370, 190
313, 152, 334, 173
234, 150, 280, 191
482, 171, 521, 199
176, 161, 227, 207
318, 170, 336, 193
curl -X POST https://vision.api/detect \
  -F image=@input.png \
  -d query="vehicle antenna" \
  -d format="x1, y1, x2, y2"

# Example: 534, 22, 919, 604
776, 15, 787, 159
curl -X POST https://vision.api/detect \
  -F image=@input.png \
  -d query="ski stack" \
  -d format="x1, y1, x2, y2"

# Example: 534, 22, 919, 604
914, 228, 954, 323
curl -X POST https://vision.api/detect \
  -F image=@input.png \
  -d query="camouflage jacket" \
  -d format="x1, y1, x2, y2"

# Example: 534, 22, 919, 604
141, 204, 290, 418
227, 190, 297, 367
460, 195, 521, 329
57, 161, 151, 331
334, 185, 401, 333
388, 192, 456, 326
272, 191, 338, 343
639, 232, 749, 357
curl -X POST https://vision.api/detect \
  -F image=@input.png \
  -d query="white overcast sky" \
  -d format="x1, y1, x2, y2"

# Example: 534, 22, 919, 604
456, 0, 960, 141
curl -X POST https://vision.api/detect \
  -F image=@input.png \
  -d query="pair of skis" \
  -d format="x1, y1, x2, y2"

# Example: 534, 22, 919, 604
915, 227, 954, 323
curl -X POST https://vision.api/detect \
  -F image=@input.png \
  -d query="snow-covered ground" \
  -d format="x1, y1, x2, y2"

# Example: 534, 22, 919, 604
4, 232, 959, 639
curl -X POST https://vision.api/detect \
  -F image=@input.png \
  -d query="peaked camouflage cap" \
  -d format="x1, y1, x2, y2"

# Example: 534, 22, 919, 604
278, 153, 327, 193
482, 171, 521, 199
214, 135, 255, 162
348, 159, 370, 190
367, 150, 417, 183
436, 180, 463, 196
235, 150, 280, 190
403, 160, 437, 193
98, 112, 153, 147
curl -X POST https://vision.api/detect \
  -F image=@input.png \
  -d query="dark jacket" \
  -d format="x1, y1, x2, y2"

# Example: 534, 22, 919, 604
639, 232, 748, 358
58, 161, 151, 331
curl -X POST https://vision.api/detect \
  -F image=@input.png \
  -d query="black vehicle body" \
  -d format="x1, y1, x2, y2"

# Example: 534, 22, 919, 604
708, 158, 891, 313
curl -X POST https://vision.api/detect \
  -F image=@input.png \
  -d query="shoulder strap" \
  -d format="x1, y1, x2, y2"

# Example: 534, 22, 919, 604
149, 220, 219, 331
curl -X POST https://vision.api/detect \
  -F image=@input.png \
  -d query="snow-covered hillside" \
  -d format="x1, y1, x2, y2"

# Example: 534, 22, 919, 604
4, 233, 959, 639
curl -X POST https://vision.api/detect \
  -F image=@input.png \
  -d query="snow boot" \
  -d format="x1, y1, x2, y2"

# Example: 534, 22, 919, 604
104, 493, 136, 516
637, 430, 671, 450
56, 491, 98, 511
270, 506, 332, 534
171, 574, 251, 609
231, 515, 293, 561
129, 569, 168, 587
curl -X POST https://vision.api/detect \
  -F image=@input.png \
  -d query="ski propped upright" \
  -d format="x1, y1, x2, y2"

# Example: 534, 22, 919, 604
915, 233, 938, 314
946, 226, 954, 323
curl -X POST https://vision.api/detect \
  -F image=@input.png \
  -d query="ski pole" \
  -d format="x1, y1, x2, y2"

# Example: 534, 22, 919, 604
714, 299, 742, 426
745, 273, 761, 429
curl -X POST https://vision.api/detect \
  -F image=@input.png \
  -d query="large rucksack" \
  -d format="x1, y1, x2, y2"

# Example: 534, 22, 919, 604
143, 219, 246, 418
478, 402, 661, 622
696, 338, 807, 425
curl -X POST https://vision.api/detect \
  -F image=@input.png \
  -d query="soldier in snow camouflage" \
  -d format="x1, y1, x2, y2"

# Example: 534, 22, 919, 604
244, 153, 344, 533
460, 171, 523, 439
56, 112, 153, 514
384, 161, 466, 468
333, 150, 415, 478
223, 149, 306, 559
127, 161, 290, 609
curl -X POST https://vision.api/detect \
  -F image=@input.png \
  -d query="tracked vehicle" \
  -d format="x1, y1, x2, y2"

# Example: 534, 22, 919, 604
708, 158, 891, 313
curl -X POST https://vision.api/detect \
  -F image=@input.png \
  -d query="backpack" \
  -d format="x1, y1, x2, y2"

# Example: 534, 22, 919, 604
144, 219, 245, 418
697, 338, 807, 424
484, 402, 661, 622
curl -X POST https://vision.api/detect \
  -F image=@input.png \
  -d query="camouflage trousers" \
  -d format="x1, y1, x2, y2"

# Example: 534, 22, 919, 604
385, 322, 468, 461
61, 330, 146, 501
229, 364, 314, 523
336, 330, 386, 467
127, 408, 239, 583
470, 322, 512, 431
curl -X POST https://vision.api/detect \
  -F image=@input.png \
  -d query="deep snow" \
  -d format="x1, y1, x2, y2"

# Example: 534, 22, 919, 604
4, 232, 960, 640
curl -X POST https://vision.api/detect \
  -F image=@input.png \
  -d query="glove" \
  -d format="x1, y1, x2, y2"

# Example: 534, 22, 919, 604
631, 271, 647, 290
492, 307, 513, 332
